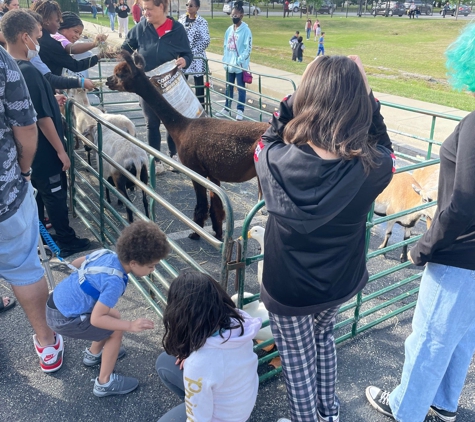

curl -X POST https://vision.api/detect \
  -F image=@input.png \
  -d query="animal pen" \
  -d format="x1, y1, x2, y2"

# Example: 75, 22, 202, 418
59, 58, 461, 382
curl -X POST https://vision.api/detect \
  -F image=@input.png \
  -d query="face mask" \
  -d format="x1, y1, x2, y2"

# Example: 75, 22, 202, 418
232, 17, 241, 24
25, 35, 40, 59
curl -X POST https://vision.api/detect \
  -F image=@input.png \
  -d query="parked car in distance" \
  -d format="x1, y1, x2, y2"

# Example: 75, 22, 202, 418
223, 1, 261, 14
403, 0, 432, 14
289, 1, 304, 12
372, 1, 405, 16
317, 0, 337, 13
78, 0, 103, 13
439, 4, 472, 15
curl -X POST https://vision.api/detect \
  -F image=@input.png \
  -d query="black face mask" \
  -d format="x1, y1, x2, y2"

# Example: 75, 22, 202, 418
232, 17, 241, 24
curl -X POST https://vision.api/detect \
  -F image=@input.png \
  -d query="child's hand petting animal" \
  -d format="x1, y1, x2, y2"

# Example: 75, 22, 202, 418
129, 318, 155, 332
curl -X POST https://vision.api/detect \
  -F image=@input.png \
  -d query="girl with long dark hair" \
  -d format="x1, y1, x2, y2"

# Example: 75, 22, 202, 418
156, 271, 261, 422
255, 55, 394, 422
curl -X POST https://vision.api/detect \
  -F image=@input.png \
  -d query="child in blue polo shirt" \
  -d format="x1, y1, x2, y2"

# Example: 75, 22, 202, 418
46, 220, 170, 397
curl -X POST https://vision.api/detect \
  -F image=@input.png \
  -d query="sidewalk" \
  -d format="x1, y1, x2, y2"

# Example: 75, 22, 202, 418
83, 19, 469, 153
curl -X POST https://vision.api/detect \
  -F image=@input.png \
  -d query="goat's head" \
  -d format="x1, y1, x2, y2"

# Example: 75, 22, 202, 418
67, 88, 91, 107
412, 183, 436, 222
106, 52, 146, 93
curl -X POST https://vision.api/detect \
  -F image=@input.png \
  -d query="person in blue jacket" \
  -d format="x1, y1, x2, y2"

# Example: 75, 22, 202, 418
216, 1, 252, 121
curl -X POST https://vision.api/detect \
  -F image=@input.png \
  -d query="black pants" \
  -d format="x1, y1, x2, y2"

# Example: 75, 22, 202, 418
140, 97, 177, 158
185, 74, 205, 105
32, 172, 76, 244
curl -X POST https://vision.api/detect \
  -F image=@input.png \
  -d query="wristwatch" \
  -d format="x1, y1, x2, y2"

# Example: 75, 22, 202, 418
21, 168, 32, 177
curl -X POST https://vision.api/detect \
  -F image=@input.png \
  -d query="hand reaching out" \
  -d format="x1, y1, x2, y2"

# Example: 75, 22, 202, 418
55, 94, 67, 106
129, 318, 155, 332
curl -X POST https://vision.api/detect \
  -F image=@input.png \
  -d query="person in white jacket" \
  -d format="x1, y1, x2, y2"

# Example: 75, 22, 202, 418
156, 271, 262, 422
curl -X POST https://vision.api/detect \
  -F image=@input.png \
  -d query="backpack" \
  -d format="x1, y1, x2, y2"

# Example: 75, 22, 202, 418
77, 249, 128, 301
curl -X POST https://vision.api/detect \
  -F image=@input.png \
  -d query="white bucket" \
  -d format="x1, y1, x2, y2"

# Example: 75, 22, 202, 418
150, 60, 205, 119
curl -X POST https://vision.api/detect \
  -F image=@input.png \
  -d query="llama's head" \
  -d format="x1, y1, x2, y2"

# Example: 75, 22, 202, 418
106, 52, 146, 93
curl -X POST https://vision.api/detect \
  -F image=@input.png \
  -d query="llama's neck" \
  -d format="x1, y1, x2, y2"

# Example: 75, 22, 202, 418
133, 74, 189, 140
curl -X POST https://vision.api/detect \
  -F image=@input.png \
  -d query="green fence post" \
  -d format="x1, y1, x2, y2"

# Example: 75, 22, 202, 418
97, 122, 106, 244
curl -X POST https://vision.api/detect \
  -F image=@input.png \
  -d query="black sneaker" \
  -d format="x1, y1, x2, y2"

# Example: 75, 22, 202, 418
57, 237, 91, 258
365, 386, 394, 418
424, 407, 457, 422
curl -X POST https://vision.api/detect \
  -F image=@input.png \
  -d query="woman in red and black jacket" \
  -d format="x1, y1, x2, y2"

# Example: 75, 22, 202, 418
255, 55, 394, 422
121, 0, 192, 174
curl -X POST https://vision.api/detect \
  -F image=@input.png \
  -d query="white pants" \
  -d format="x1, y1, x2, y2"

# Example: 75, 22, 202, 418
118, 16, 129, 36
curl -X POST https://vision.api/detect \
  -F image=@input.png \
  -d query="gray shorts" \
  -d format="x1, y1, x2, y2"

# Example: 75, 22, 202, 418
46, 298, 113, 342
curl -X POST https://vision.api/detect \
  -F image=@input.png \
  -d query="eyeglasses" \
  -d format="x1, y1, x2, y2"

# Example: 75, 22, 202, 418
185, 3, 195, 6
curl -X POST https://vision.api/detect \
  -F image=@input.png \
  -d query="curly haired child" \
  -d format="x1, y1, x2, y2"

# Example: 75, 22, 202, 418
46, 220, 170, 397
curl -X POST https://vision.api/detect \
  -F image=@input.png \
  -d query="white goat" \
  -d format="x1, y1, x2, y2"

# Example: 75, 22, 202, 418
374, 172, 432, 262
68, 89, 136, 165
68, 90, 149, 222
84, 122, 150, 223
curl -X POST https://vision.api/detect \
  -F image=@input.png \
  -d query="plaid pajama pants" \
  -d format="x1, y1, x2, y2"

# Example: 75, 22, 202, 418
269, 305, 340, 422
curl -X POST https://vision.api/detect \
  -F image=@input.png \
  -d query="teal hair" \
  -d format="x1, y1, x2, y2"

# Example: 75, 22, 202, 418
445, 23, 475, 92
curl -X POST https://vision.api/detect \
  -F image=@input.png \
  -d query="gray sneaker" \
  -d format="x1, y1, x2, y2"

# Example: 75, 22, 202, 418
93, 373, 139, 397
83, 346, 126, 367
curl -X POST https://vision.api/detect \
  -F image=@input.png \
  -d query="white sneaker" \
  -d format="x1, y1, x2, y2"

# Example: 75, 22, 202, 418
154, 161, 166, 175
215, 107, 230, 118
318, 409, 340, 422
171, 154, 180, 163
236, 110, 244, 121
33, 333, 64, 373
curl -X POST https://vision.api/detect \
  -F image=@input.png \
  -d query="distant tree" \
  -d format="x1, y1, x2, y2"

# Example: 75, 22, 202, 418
307, 0, 324, 15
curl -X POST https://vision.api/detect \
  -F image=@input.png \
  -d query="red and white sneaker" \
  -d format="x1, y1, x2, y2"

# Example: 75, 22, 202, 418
33, 333, 64, 373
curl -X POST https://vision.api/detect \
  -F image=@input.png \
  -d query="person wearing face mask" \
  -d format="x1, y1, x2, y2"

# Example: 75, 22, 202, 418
217, 1, 252, 121
2, 9, 92, 258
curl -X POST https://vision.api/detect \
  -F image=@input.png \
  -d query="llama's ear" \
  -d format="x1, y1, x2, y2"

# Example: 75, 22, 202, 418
121, 51, 136, 71
132, 52, 146, 69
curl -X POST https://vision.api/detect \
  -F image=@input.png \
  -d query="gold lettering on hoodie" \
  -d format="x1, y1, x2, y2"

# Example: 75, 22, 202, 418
184, 377, 203, 420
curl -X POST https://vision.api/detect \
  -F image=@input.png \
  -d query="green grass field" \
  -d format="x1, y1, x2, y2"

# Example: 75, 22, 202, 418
82, 14, 475, 111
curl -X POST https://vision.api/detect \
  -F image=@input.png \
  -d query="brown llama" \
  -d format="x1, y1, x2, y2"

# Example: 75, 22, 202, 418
106, 52, 269, 240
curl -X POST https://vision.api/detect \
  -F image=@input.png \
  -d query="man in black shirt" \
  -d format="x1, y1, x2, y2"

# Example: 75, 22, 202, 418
2, 9, 91, 257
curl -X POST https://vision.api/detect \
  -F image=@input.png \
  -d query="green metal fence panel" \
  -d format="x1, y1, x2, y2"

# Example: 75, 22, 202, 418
69, 59, 464, 383
64, 99, 235, 317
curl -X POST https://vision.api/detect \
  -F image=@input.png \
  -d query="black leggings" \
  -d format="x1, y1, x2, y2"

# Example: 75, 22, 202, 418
32, 172, 76, 244
140, 97, 177, 158
185, 74, 205, 105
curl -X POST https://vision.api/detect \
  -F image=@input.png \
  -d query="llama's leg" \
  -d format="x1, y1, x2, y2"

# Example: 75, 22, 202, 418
208, 177, 225, 241
189, 181, 209, 240
140, 164, 150, 219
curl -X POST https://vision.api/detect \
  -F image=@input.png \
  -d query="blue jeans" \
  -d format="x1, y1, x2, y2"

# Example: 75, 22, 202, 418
317, 46, 325, 56
225, 71, 245, 112
389, 263, 475, 422
91, 5, 97, 18
306, 28, 311, 39
109, 12, 116, 30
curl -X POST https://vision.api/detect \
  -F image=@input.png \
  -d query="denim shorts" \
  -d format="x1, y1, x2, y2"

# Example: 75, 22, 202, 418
0, 184, 45, 286
46, 297, 113, 342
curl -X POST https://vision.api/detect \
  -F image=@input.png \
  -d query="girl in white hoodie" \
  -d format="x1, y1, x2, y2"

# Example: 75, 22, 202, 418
156, 271, 262, 422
